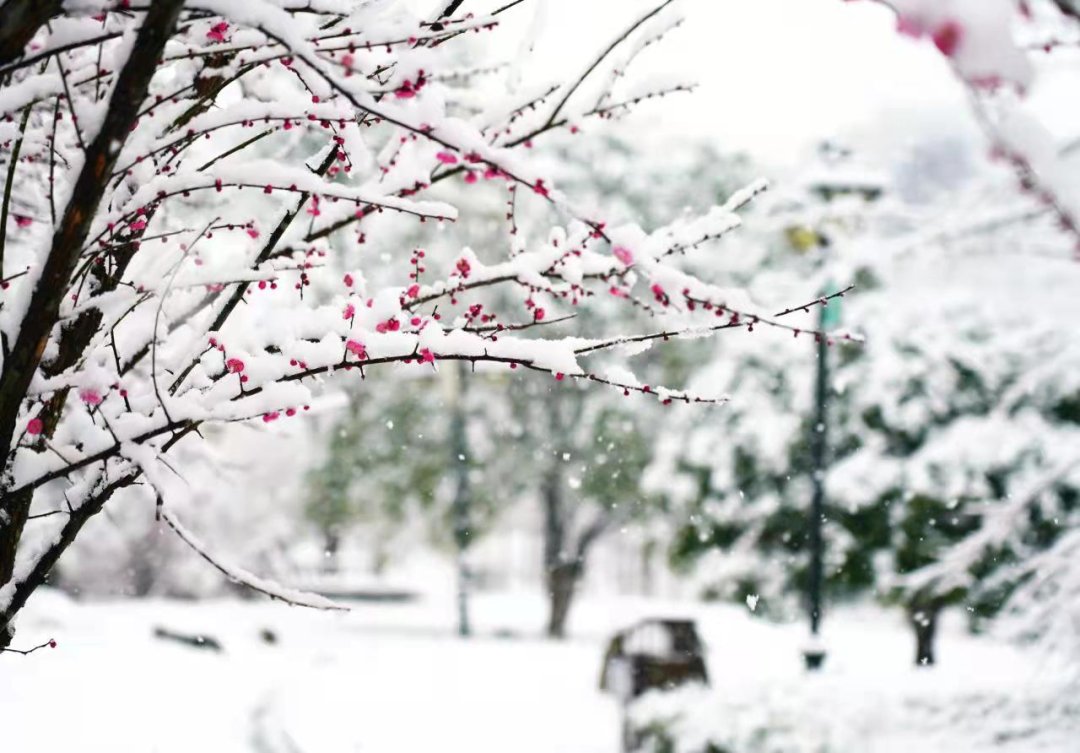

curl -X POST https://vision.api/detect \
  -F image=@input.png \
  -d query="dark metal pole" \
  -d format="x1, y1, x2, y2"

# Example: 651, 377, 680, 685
805, 300, 830, 669
450, 360, 472, 637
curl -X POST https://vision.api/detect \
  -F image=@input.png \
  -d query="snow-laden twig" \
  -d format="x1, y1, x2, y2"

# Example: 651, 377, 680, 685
161, 508, 347, 611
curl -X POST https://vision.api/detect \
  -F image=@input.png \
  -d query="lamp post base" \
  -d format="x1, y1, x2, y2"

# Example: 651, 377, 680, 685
803, 648, 827, 670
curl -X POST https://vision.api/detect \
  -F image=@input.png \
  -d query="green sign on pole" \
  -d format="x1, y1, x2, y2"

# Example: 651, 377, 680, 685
821, 283, 842, 330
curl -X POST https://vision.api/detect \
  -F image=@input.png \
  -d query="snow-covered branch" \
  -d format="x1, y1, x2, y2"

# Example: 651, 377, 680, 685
0, 0, 802, 648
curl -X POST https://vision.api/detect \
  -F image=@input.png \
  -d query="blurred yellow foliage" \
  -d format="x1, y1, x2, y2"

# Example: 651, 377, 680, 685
784, 225, 822, 252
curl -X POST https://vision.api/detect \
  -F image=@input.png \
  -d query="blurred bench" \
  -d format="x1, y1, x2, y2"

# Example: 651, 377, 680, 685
600, 618, 708, 701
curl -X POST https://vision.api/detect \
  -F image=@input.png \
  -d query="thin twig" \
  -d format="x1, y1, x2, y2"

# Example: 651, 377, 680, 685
772, 285, 854, 318
0, 106, 31, 275
544, 0, 676, 128
0, 638, 55, 655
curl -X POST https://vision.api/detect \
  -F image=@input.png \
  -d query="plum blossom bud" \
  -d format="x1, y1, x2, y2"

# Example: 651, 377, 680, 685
79, 388, 103, 406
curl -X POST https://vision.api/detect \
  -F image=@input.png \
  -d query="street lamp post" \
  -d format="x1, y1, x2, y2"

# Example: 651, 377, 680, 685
804, 289, 840, 670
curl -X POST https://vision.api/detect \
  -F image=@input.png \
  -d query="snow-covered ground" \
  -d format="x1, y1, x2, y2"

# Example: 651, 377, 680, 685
2, 589, 1074, 752
631, 609, 1080, 753
3, 588, 623, 753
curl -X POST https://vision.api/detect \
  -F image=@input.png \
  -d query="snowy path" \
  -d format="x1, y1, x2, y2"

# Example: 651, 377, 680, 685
3, 589, 1070, 752
2, 590, 623, 753
260, 628, 621, 753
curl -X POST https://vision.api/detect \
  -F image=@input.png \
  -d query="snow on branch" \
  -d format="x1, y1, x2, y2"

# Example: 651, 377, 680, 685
0, 0, 818, 637
902, 458, 1080, 594
161, 508, 347, 611
852, 0, 1080, 254
543, 0, 680, 129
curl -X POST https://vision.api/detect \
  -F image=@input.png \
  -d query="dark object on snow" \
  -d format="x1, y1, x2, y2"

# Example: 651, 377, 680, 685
803, 648, 826, 670
599, 618, 708, 701
259, 627, 278, 645
153, 626, 223, 652
601, 619, 709, 753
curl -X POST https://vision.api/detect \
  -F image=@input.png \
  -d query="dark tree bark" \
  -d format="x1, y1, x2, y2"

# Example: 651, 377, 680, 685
0, 0, 184, 464
1052, 0, 1080, 24
546, 561, 579, 639
0, 0, 62, 68
541, 393, 578, 639
0, 2, 184, 648
539, 389, 614, 639
1, 475, 134, 649
541, 441, 609, 638
542, 457, 572, 638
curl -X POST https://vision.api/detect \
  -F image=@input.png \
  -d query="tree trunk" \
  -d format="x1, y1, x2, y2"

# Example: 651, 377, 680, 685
1, 475, 134, 649
546, 561, 580, 639
129, 531, 161, 598
0, 0, 184, 641
537, 388, 607, 640
641, 538, 656, 596
541, 388, 570, 638
542, 461, 573, 638
322, 529, 340, 574
908, 600, 941, 667
0, 0, 62, 67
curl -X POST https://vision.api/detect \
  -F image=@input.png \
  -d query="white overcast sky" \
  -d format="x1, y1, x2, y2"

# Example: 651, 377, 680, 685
420, 0, 974, 168
410, 0, 1080, 179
